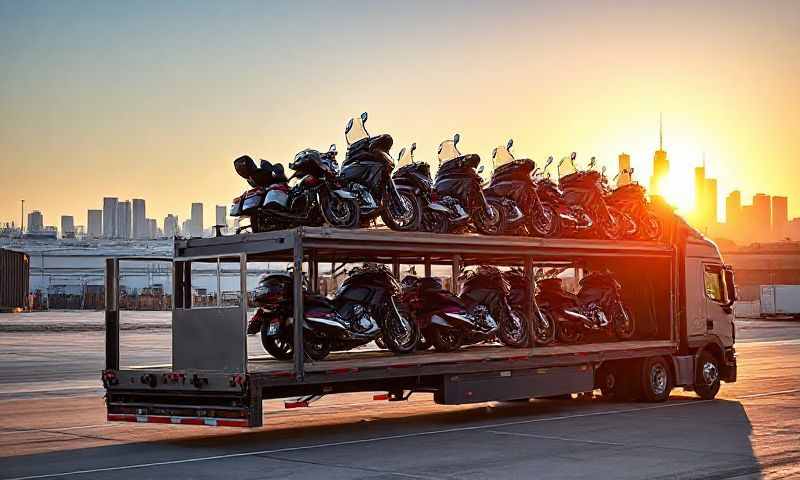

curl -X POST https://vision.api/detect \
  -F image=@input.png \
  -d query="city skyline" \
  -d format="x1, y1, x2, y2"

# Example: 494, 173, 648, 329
2, 1, 799, 225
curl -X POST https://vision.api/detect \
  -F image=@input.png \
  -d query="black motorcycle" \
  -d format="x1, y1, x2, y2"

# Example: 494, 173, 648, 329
400, 275, 492, 352
502, 268, 557, 345
458, 266, 530, 348
392, 143, 470, 233
246, 264, 419, 361
535, 156, 594, 237
340, 112, 420, 230
605, 168, 662, 240
434, 134, 510, 235
230, 155, 289, 232
230, 147, 359, 232
485, 139, 559, 237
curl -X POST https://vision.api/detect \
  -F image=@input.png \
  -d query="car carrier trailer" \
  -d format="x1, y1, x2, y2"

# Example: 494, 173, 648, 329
103, 224, 737, 428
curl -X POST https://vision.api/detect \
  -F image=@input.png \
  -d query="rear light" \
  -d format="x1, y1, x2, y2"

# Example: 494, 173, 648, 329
102, 370, 118, 386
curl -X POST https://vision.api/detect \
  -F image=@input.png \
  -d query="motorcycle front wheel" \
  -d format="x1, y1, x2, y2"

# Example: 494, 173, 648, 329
613, 304, 635, 340
381, 304, 419, 354
599, 206, 625, 240
320, 193, 360, 229
639, 212, 662, 241
533, 309, 557, 346
474, 200, 505, 235
430, 327, 464, 352
381, 190, 421, 231
260, 327, 293, 361
499, 308, 531, 348
557, 321, 584, 344
527, 203, 560, 238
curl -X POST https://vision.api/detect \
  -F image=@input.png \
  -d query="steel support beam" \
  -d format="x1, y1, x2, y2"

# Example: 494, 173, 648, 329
292, 236, 305, 381
105, 258, 120, 370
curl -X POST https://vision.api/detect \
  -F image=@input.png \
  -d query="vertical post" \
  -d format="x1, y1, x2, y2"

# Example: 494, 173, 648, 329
424, 256, 432, 278
105, 258, 120, 370
450, 255, 462, 294
292, 237, 305, 381
392, 258, 400, 279
310, 251, 319, 294
216, 258, 222, 307
240, 254, 248, 371
524, 256, 536, 349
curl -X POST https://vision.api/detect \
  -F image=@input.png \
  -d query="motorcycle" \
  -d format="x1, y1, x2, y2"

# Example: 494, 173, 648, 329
458, 266, 530, 348
399, 275, 490, 352
535, 156, 594, 237
502, 268, 557, 345
230, 147, 360, 233
229, 155, 289, 232
605, 167, 662, 240
534, 270, 634, 343
485, 139, 559, 237
557, 153, 629, 239
433, 134, 508, 235
340, 112, 420, 230
392, 143, 470, 233
246, 264, 419, 361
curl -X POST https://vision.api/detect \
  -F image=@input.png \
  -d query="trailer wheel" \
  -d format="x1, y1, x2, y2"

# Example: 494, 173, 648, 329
694, 350, 721, 400
639, 356, 673, 402
598, 361, 641, 401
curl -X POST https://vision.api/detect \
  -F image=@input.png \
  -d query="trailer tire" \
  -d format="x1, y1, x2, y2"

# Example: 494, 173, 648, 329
598, 361, 641, 401
694, 350, 721, 400
639, 356, 673, 402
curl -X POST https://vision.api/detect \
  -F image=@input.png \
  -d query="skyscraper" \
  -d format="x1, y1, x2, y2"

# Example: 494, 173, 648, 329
87, 209, 102, 238
60, 215, 75, 239
181, 219, 192, 237
694, 164, 706, 225
725, 191, 741, 228
146, 218, 158, 239
772, 196, 788, 239
116, 201, 131, 239
103, 197, 118, 238
617, 153, 631, 186
132, 199, 146, 239
215, 205, 227, 231
752, 193, 771, 241
27, 211, 43, 233
649, 114, 669, 197
705, 178, 717, 225
164, 214, 179, 237
190, 203, 203, 238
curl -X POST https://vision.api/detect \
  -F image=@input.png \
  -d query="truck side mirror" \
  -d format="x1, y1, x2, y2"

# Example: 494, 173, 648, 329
723, 267, 737, 307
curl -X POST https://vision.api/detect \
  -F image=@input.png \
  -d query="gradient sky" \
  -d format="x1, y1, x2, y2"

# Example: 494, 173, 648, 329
2, 0, 799, 229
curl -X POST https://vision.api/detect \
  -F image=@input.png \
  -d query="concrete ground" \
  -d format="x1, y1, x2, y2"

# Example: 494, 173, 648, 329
0, 311, 798, 479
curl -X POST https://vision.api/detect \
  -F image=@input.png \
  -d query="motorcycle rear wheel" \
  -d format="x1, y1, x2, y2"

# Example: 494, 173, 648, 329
613, 304, 635, 340
381, 304, 420, 354
527, 203, 560, 238
557, 322, 584, 344
533, 309, 557, 346
320, 193, 360, 229
381, 191, 421, 231
474, 201, 505, 235
260, 327, 293, 361
499, 308, 531, 348
600, 207, 625, 240
430, 327, 464, 352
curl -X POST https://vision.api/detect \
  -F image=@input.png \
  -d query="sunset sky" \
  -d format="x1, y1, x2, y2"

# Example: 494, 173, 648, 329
2, 0, 799, 229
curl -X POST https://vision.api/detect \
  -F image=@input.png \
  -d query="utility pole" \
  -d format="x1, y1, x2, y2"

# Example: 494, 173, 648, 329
21, 199, 25, 234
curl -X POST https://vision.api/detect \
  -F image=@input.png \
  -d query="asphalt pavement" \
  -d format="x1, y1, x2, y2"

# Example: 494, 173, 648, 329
0, 311, 798, 479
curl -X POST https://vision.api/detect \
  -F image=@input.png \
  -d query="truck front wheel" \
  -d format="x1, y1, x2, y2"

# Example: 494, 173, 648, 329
639, 356, 673, 402
694, 350, 721, 400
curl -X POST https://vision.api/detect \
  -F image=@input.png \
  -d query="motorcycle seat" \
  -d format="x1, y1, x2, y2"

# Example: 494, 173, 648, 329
368, 133, 393, 153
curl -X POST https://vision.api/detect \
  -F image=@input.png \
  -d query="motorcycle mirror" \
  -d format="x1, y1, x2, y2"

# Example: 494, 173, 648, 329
453, 133, 460, 145
360, 112, 368, 124
506, 138, 513, 151
492, 147, 498, 159
477, 165, 485, 174
629, 167, 635, 175
411, 142, 417, 153
570, 152, 577, 161
589, 156, 596, 168
545, 156, 553, 168
398, 147, 406, 161
345, 118, 353, 134
329, 144, 336, 153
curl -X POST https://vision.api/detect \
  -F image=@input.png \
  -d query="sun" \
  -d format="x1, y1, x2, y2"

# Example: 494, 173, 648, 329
656, 173, 694, 214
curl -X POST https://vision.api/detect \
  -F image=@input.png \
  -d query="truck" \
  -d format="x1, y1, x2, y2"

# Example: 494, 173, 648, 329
102, 221, 737, 428
760, 285, 800, 318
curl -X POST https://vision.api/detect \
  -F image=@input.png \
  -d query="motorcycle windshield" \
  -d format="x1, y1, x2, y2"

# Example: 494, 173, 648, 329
437, 139, 462, 166
559, 156, 578, 178
345, 116, 369, 146
492, 146, 515, 168
398, 147, 414, 168
616, 170, 632, 187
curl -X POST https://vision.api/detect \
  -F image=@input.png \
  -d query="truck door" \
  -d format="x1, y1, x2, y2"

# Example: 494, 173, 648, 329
702, 263, 733, 345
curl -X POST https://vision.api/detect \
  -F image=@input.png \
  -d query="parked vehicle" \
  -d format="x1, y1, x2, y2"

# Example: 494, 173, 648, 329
340, 113, 420, 230
434, 134, 509, 235
459, 266, 530, 347
246, 264, 419, 360
535, 156, 595, 237
502, 268, 557, 345
400, 276, 492, 352
535, 270, 634, 343
230, 149, 359, 232
557, 153, 629, 239
605, 168, 662, 240
486, 139, 559, 237
392, 143, 470, 233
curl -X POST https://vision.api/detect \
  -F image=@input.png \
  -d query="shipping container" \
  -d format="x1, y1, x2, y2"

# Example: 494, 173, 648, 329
0, 248, 29, 311
760, 285, 800, 316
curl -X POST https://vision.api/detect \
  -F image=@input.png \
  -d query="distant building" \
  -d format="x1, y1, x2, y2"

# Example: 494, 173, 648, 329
190, 203, 203, 238
116, 201, 131, 239
87, 209, 102, 238
103, 197, 118, 239
132, 199, 146, 239
649, 115, 669, 197
705, 178, 717, 225
752, 194, 771, 242
725, 191, 741, 228
60, 216, 75, 239
617, 153, 631, 186
789, 218, 800, 241
146, 218, 158, 239
27, 211, 43, 233
164, 214, 179, 237
772, 196, 788, 239
215, 205, 227, 231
